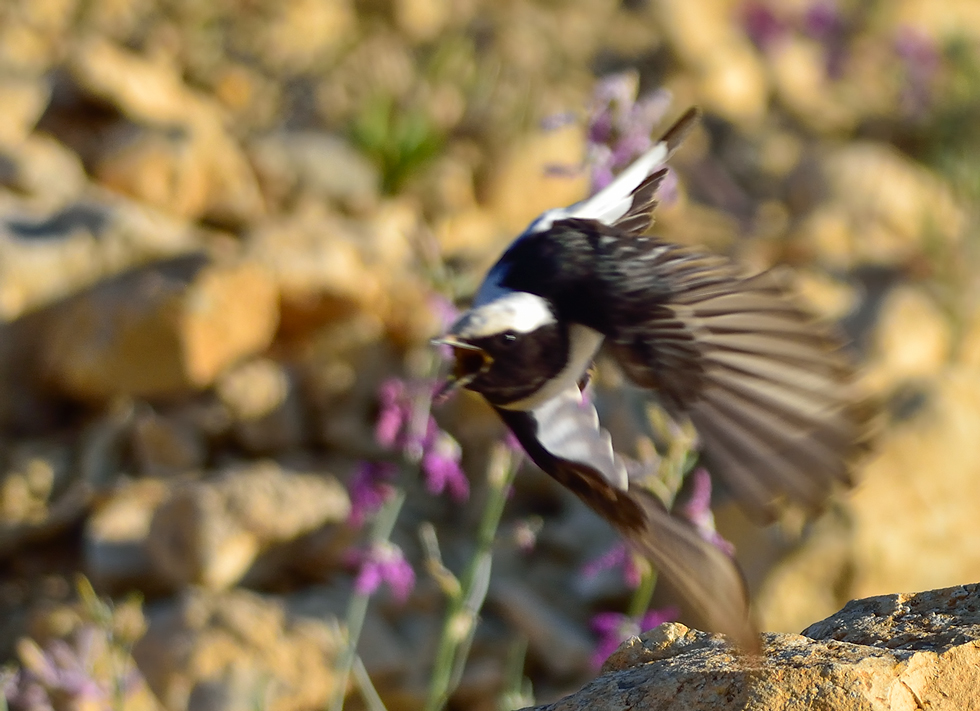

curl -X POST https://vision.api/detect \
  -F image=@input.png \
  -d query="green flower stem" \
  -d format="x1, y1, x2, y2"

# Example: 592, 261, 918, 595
329, 489, 406, 711
424, 444, 519, 711
353, 654, 389, 711
497, 635, 534, 711
625, 406, 698, 623
626, 565, 659, 620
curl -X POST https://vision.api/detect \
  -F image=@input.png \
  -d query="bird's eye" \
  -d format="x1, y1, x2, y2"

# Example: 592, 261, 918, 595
497, 331, 518, 347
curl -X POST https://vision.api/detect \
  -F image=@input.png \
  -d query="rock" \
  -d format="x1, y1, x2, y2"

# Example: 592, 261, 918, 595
849, 367, 980, 599
216, 359, 306, 454
527, 585, 980, 711
864, 286, 952, 393
229, 0, 356, 75
484, 124, 588, 236
653, 0, 769, 126
146, 460, 349, 590
0, 439, 73, 529
799, 143, 965, 270
40, 254, 280, 401
756, 366, 980, 633
0, 438, 85, 555
133, 588, 342, 711
69, 38, 216, 134
0, 134, 88, 209
886, 0, 980, 43
769, 37, 861, 134
245, 207, 380, 336
131, 406, 208, 478
433, 208, 501, 263
0, 192, 199, 320
394, 0, 451, 43
84, 478, 171, 593
791, 269, 858, 322
0, 75, 51, 142
94, 126, 214, 221
958, 306, 980, 369
71, 39, 265, 226
244, 201, 430, 341
0, 9, 65, 75
247, 132, 380, 213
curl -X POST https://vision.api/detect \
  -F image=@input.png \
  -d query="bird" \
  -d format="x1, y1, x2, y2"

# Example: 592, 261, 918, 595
434, 107, 871, 652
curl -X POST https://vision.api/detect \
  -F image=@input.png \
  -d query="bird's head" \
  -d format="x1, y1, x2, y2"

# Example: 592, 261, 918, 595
434, 291, 568, 406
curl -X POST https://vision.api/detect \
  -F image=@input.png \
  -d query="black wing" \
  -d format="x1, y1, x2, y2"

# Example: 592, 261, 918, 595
495, 385, 759, 652
592, 236, 873, 521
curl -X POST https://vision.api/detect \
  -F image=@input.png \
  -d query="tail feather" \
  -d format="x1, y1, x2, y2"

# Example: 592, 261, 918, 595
494, 401, 759, 652
613, 488, 760, 653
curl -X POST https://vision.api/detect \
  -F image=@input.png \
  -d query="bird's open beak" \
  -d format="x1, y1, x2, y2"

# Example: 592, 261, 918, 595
431, 336, 493, 399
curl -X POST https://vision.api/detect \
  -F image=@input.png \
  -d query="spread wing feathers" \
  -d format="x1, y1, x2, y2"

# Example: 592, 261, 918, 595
606, 245, 872, 521
611, 168, 669, 236
494, 387, 759, 652
568, 108, 700, 228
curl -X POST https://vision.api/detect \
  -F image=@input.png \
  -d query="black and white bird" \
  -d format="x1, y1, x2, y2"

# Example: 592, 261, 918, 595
435, 108, 870, 651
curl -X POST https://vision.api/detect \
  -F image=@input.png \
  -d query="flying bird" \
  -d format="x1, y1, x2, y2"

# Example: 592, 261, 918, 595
435, 108, 870, 651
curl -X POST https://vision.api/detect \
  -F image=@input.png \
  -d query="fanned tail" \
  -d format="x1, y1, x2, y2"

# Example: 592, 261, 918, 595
612, 487, 760, 653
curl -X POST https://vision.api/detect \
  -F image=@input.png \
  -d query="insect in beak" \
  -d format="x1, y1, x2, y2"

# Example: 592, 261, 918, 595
431, 336, 493, 399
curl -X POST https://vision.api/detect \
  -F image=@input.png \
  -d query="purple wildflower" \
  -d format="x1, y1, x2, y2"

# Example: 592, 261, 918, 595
429, 294, 461, 361
802, 0, 848, 78
581, 542, 643, 589
679, 468, 736, 556
5, 629, 115, 709
502, 429, 524, 454
429, 293, 459, 331
349, 542, 416, 603
421, 431, 470, 502
894, 26, 941, 117
585, 73, 672, 195
802, 0, 843, 42
374, 377, 440, 461
375, 378, 409, 449
741, 1, 789, 51
589, 607, 678, 669
347, 461, 399, 527
376, 377, 471, 502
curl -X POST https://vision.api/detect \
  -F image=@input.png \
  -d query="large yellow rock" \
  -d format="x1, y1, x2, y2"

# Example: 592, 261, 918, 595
41, 255, 279, 400
654, 0, 769, 126
799, 142, 965, 269
484, 124, 588, 236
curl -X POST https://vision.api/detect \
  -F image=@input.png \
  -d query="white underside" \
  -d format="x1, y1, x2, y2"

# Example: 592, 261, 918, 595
498, 324, 604, 412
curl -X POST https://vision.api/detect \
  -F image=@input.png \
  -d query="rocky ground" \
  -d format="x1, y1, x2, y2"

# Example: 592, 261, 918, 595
0, 0, 979, 710
532, 584, 980, 711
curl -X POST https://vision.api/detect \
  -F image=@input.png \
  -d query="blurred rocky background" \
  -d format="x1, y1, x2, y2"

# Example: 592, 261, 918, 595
0, 0, 978, 709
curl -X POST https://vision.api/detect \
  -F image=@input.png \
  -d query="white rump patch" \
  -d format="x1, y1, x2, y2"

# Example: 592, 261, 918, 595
451, 291, 556, 337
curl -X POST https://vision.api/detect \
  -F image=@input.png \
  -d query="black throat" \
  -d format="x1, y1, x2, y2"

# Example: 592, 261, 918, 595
466, 321, 570, 406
